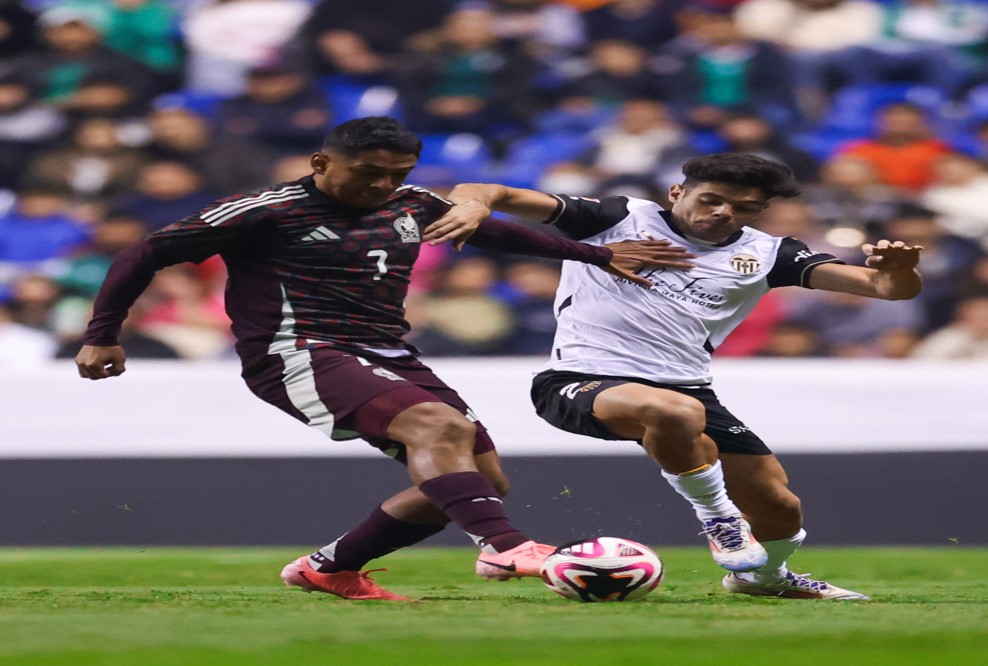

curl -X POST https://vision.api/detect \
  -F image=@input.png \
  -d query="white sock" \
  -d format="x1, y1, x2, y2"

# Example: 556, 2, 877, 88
308, 536, 343, 569
660, 460, 741, 521
742, 528, 807, 583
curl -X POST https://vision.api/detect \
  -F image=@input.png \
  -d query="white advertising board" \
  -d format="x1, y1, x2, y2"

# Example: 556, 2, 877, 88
2, 359, 985, 457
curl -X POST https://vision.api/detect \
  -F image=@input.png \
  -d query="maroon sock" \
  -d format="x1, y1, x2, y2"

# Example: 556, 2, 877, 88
310, 506, 446, 573
418, 471, 528, 552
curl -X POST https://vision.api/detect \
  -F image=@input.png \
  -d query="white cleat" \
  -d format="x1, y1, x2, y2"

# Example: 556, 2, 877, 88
723, 571, 871, 600
701, 516, 768, 572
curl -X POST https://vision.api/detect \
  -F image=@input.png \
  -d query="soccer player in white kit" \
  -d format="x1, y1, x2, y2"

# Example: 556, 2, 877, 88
424, 153, 924, 599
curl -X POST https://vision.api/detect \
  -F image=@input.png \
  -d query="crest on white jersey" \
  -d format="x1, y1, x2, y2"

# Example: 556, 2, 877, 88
393, 215, 420, 243
729, 254, 761, 274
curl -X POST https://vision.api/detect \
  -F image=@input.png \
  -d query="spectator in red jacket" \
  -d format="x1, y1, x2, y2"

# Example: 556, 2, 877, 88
837, 102, 952, 191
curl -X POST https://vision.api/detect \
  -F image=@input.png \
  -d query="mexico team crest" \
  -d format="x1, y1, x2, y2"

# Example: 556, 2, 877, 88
393, 215, 420, 243
729, 254, 760, 274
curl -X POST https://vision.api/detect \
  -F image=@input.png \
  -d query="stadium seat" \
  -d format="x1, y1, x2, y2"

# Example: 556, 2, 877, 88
485, 132, 594, 189
413, 133, 494, 184
689, 131, 728, 154
790, 128, 867, 161
503, 132, 592, 166
317, 76, 404, 123
965, 83, 988, 121
944, 131, 985, 157
820, 83, 945, 134
533, 105, 619, 135
152, 90, 231, 120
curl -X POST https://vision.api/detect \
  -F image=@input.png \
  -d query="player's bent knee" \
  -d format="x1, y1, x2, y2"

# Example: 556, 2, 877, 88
390, 402, 477, 448
432, 414, 477, 446
759, 491, 802, 528
636, 395, 706, 433
778, 493, 803, 524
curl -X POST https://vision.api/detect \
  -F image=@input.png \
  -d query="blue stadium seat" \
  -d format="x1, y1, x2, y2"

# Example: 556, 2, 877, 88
945, 131, 985, 157
317, 76, 404, 123
790, 128, 867, 161
355, 85, 404, 120
533, 106, 619, 134
413, 133, 494, 185
152, 90, 230, 120
689, 131, 728, 154
484, 132, 594, 189
965, 83, 988, 121
820, 83, 945, 133
488, 161, 542, 189
503, 132, 592, 166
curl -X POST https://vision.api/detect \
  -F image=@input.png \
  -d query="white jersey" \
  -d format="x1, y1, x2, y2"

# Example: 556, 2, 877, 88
540, 195, 843, 385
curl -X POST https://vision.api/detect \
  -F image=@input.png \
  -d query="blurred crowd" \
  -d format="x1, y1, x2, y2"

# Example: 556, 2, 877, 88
3, 0, 988, 369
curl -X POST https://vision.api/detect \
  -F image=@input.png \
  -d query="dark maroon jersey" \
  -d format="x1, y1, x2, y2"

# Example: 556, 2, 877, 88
116, 177, 449, 364
83, 176, 612, 369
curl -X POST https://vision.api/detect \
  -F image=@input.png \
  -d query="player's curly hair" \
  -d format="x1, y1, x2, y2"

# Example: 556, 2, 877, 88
322, 116, 422, 157
682, 153, 801, 199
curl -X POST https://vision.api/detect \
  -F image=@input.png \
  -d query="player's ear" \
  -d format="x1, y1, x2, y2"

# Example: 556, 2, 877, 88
668, 183, 684, 203
311, 152, 329, 174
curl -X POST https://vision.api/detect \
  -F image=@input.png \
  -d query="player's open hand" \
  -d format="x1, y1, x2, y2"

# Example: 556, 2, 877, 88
602, 239, 696, 287
862, 240, 923, 271
75, 344, 127, 380
422, 200, 491, 249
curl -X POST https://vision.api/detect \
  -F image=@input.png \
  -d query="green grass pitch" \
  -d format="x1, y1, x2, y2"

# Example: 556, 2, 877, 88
1, 546, 986, 665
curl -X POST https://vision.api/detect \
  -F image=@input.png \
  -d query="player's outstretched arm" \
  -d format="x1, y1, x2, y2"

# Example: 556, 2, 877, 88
423, 184, 559, 248
808, 240, 923, 300
76, 345, 127, 380
601, 239, 696, 286
74, 239, 177, 380
467, 219, 693, 287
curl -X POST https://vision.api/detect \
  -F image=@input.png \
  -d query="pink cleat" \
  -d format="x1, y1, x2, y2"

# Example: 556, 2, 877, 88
475, 540, 556, 580
280, 556, 412, 601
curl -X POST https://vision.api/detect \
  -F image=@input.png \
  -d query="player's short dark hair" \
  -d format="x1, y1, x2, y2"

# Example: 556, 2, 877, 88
681, 153, 801, 199
322, 116, 422, 157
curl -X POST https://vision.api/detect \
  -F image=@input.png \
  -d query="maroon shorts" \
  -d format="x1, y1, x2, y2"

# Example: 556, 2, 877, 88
243, 346, 494, 461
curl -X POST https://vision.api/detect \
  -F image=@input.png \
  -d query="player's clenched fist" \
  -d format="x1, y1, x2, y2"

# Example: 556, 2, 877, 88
75, 345, 127, 380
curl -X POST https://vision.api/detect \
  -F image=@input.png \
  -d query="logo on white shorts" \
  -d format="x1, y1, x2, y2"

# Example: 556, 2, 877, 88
559, 381, 601, 399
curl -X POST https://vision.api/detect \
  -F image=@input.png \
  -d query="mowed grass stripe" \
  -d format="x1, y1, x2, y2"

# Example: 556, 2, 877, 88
0, 547, 985, 665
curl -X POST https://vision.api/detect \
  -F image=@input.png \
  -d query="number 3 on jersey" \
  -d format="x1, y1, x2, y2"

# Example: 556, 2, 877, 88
367, 250, 388, 281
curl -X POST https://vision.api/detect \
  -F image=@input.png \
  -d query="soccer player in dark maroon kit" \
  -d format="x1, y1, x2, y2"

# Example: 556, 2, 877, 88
75, 116, 695, 600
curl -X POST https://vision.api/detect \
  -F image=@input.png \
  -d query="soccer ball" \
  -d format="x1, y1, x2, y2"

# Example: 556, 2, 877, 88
540, 536, 664, 602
